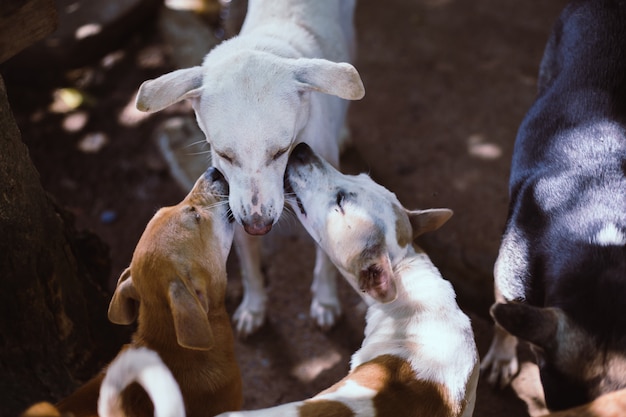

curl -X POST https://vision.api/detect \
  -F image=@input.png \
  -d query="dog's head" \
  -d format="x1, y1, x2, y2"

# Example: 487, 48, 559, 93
285, 143, 452, 304
108, 167, 234, 351
135, 49, 364, 236
491, 301, 626, 410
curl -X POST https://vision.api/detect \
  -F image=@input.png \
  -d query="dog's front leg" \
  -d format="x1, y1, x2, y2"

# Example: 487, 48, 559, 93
481, 322, 519, 388
481, 281, 520, 388
310, 246, 341, 330
233, 227, 267, 337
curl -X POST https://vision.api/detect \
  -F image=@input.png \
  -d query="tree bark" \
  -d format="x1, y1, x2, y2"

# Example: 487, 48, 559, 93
0, 74, 130, 417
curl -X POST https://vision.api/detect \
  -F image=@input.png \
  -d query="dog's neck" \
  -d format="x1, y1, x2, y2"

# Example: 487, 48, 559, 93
134, 304, 182, 352
349, 244, 476, 410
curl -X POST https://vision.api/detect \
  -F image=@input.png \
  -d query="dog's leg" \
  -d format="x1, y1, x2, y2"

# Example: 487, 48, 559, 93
480, 286, 520, 388
481, 322, 519, 388
233, 228, 267, 337
310, 246, 342, 330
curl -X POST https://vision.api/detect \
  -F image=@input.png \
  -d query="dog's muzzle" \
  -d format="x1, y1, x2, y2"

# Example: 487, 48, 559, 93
203, 167, 229, 196
241, 214, 273, 235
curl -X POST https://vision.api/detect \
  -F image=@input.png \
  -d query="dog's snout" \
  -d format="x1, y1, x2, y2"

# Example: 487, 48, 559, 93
205, 166, 224, 182
203, 167, 229, 194
242, 214, 273, 235
289, 142, 315, 165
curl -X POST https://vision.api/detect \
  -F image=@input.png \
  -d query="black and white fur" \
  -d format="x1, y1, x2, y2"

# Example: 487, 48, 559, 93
481, 0, 626, 411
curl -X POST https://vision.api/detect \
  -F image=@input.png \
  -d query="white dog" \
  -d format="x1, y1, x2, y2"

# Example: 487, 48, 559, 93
135, 0, 365, 337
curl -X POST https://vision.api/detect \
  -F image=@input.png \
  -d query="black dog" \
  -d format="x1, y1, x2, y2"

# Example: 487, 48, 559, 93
481, 0, 626, 411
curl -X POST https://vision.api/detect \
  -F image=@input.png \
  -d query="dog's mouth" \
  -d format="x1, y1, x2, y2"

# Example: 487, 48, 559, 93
284, 175, 307, 217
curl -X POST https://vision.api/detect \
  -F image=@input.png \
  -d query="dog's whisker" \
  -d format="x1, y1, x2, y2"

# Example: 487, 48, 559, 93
207, 200, 230, 210
187, 150, 213, 156
278, 205, 300, 229
183, 139, 210, 149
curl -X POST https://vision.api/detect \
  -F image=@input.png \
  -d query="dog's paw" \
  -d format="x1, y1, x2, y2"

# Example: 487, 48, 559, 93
481, 354, 520, 389
233, 305, 266, 338
480, 342, 520, 389
310, 298, 342, 331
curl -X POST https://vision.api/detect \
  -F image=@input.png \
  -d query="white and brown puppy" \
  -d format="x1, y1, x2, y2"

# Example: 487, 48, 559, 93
21, 168, 242, 417
480, 0, 626, 411
135, 0, 365, 337
207, 143, 479, 417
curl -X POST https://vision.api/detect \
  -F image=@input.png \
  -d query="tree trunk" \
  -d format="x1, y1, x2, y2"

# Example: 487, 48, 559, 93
0, 74, 130, 417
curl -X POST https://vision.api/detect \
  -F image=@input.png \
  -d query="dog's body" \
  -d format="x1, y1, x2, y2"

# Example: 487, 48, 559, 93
135, 0, 365, 337
22, 168, 242, 417
481, 0, 626, 411
203, 143, 479, 417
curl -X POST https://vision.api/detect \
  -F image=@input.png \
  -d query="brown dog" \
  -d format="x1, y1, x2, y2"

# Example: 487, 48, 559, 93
21, 167, 242, 417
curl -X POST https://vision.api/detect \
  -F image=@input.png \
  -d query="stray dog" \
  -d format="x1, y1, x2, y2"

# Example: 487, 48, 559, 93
480, 0, 626, 411
206, 143, 479, 417
21, 168, 242, 417
135, 0, 365, 337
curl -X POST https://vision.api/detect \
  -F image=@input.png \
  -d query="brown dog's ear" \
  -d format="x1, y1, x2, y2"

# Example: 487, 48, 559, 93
168, 281, 214, 350
358, 253, 397, 303
407, 208, 453, 239
108, 268, 140, 325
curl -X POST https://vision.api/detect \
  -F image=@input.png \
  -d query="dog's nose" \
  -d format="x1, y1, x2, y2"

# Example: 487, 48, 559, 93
289, 142, 315, 165
242, 214, 273, 235
205, 166, 225, 182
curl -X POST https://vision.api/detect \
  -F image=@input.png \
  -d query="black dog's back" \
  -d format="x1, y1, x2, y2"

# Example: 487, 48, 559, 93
492, 0, 626, 410
499, 0, 626, 307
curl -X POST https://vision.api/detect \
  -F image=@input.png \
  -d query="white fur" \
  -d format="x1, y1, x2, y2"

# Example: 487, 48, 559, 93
135, 0, 365, 337
98, 347, 185, 417
352, 253, 479, 411
211, 144, 479, 416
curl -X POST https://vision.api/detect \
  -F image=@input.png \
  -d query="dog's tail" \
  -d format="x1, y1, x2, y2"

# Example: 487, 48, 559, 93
98, 347, 185, 417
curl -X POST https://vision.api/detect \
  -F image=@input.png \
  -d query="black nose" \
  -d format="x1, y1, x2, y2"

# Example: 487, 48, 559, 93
205, 166, 225, 182
289, 142, 315, 165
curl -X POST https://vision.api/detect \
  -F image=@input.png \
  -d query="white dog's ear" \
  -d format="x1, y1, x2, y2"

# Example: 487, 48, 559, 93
168, 280, 214, 351
407, 208, 453, 239
136, 66, 204, 113
294, 58, 365, 100
108, 267, 140, 325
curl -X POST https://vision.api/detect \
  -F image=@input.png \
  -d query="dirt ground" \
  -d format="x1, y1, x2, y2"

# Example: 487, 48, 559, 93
3, 0, 570, 416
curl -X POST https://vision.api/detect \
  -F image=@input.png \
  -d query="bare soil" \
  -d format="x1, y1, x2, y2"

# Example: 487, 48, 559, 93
3, 0, 570, 415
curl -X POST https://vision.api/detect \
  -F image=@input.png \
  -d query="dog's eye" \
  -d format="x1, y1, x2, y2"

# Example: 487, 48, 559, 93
186, 206, 201, 222
336, 191, 345, 208
272, 147, 289, 161
216, 151, 234, 164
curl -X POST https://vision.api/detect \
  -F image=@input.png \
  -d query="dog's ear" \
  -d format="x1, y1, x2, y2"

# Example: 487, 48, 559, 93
168, 280, 214, 350
406, 208, 453, 239
490, 303, 560, 350
108, 267, 140, 325
293, 58, 365, 101
359, 253, 397, 303
136, 66, 204, 113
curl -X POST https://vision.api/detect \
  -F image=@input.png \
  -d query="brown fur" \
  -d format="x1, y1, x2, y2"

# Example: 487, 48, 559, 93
23, 171, 242, 417
299, 400, 355, 417
316, 355, 459, 417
